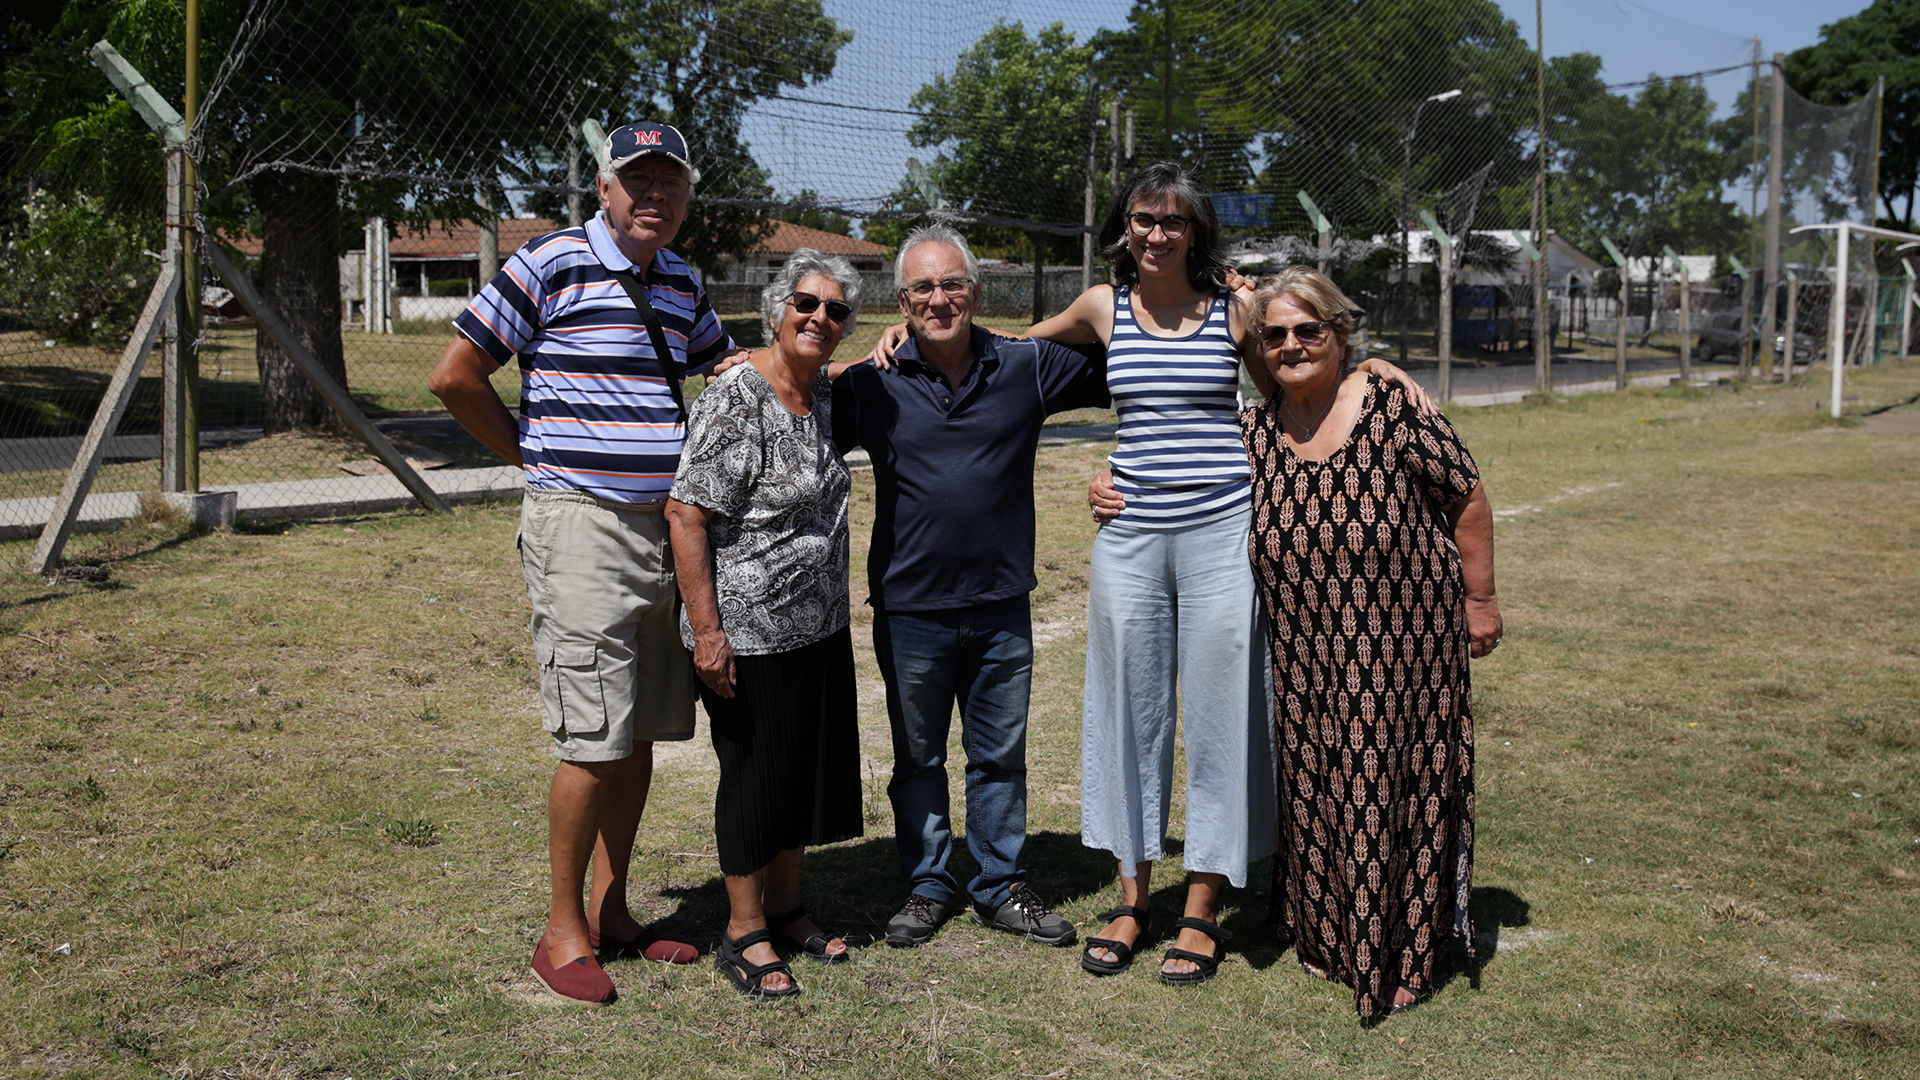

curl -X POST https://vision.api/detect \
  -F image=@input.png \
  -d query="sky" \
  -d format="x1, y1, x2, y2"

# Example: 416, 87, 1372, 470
733, 0, 1858, 229
1495, 0, 1841, 85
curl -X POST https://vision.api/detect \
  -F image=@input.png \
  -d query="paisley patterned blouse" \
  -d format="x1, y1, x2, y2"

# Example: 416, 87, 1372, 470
670, 362, 851, 655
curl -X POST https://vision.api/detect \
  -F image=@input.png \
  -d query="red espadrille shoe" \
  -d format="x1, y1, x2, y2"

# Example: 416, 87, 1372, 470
588, 924, 699, 964
531, 937, 616, 1005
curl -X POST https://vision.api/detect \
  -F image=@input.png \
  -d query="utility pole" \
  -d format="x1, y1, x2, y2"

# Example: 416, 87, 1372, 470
1399, 89, 1462, 366
163, 0, 202, 492
1762, 53, 1785, 381
1163, 0, 1174, 158
1420, 210, 1454, 404
478, 187, 499, 290
1532, 0, 1550, 395
1110, 97, 1122, 197
1742, 38, 1760, 381
1083, 80, 1100, 292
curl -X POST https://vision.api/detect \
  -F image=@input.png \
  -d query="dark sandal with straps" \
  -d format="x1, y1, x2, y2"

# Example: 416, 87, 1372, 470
715, 927, 802, 1000
1080, 905, 1152, 976
766, 905, 849, 965
1157, 916, 1232, 987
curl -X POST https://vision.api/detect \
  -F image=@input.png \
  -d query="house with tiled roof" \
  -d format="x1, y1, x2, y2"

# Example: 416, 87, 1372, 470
721, 220, 891, 283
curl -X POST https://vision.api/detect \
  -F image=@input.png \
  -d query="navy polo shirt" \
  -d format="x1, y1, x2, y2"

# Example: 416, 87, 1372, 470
831, 325, 1107, 612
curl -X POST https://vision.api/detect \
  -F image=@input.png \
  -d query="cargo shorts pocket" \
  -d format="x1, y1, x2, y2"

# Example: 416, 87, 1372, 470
538, 640, 610, 737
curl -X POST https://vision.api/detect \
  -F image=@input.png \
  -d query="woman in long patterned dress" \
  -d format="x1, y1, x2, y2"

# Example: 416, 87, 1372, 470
1239, 267, 1501, 1022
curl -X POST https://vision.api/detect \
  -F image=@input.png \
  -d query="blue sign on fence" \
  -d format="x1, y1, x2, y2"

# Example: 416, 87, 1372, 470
1212, 193, 1274, 228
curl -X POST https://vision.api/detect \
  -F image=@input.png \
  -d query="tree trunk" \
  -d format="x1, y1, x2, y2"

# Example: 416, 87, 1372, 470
252, 170, 348, 433
1031, 233, 1045, 325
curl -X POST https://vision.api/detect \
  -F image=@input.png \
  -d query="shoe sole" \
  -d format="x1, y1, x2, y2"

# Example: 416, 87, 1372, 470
531, 964, 614, 1007
884, 929, 935, 947
968, 910, 1077, 947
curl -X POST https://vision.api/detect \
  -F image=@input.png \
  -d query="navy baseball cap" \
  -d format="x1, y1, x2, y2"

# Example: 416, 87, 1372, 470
605, 121, 699, 184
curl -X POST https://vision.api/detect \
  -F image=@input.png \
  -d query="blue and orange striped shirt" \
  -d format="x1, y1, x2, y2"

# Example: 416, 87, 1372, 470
454, 213, 733, 503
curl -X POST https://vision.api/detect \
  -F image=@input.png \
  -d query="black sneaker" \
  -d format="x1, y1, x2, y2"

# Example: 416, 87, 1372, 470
885, 893, 948, 947
970, 883, 1077, 946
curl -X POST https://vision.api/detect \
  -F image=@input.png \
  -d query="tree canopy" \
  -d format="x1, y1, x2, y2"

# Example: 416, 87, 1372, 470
618, 0, 852, 277
903, 20, 1096, 265
1549, 62, 1742, 263
2, 0, 851, 426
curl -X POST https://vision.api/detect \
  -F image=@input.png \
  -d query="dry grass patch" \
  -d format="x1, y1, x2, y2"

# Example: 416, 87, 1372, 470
1, 362, 1917, 1078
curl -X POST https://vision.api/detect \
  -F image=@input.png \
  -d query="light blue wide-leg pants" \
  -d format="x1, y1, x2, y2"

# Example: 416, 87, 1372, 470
1080, 507, 1278, 887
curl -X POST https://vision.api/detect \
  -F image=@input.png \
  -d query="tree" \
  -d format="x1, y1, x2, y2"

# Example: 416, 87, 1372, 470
1787, 0, 1920, 230
905, 20, 1097, 269
1551, 72, 1742, 267
618, 0, 851, 278
774, 188, 851, 237
5, 0, 634, 431
1092, 0, 1536, 243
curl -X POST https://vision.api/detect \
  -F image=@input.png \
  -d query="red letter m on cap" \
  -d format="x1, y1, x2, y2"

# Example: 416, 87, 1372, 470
636, 130, 661, 146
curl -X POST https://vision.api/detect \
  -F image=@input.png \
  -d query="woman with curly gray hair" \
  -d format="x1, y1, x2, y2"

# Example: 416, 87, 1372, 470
666, 248, 864, 1000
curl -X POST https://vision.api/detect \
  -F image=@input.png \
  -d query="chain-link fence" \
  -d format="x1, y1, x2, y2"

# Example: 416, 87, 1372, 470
1, 0, 1907, 541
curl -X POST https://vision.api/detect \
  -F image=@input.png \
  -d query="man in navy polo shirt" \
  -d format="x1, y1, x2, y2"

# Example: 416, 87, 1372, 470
832, 225, 1106, 949
430, 121, 739, 1004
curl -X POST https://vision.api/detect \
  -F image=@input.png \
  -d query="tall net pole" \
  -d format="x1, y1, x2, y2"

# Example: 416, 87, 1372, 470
1762, 53, 1785, 380
1741, 37, 1760, 382
1532, 0, 1550, 395
163, 0, 202, 492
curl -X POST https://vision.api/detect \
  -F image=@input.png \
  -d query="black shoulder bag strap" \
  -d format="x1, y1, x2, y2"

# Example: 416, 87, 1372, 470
606, 265, 688, 421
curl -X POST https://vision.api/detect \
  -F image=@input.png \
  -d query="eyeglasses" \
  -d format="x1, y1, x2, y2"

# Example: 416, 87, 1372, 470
1257, 320, 1332, 346
1127, 212, 1191, 240
785, 291, 852, 323
617, 169, 690, 197
899, 277, 974, 301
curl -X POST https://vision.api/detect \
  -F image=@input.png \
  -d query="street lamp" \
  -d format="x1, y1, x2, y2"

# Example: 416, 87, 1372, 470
1400, 88, 1463, 365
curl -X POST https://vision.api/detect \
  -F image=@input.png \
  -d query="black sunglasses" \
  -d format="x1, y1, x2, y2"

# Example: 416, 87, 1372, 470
1257, 320, 1331, 346
785, 291, 852, 324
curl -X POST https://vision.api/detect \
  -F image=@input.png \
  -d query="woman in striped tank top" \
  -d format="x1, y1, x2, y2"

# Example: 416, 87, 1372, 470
1031, 163, 1423, 985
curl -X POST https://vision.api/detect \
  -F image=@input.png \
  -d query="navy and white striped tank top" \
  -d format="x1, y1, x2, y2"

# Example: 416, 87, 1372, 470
1105, 285, 1251, 527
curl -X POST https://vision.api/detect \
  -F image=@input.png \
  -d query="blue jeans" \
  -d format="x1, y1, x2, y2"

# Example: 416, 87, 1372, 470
872, 596, 1033, 910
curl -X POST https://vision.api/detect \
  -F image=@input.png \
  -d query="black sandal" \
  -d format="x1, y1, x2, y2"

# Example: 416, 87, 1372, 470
1080, 905, 1152, 976
1157, 916, 1231, 987
767, 905, 849, 965
715, 927, 801, 1000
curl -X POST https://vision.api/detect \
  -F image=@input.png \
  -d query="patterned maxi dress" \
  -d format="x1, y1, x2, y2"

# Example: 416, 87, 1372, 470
1241, 374, 1481, 1022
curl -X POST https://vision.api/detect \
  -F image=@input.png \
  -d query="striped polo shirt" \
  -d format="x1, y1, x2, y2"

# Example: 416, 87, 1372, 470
454, 213, 732, 503
1105, 285, 1251, 527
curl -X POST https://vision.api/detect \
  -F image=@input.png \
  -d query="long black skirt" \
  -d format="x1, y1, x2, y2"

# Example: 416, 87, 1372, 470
698, 626, 863, 876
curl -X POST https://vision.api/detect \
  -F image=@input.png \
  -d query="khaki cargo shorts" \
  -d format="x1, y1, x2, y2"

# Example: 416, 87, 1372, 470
519, 487, 696, 761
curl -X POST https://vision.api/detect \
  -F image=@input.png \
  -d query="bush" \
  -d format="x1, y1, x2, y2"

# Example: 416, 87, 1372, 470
0, 191, 161, 346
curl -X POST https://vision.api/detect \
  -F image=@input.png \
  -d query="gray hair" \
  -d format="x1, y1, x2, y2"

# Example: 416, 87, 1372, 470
894, 223, 979, 289
595, 156, 698, 195
762, 248, 863, 338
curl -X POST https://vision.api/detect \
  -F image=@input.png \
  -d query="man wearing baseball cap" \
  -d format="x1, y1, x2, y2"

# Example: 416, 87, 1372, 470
430, 120, 740, 1005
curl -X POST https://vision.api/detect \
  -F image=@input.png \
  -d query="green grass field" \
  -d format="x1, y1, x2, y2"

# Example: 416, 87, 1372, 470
1, 363, 1916, 1078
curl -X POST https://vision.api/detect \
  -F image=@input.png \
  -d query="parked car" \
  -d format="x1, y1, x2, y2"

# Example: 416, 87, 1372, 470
1695, 318, 1813, 362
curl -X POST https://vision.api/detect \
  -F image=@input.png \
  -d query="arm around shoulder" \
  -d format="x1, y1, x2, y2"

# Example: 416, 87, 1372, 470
1026, 284, 1114, 346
